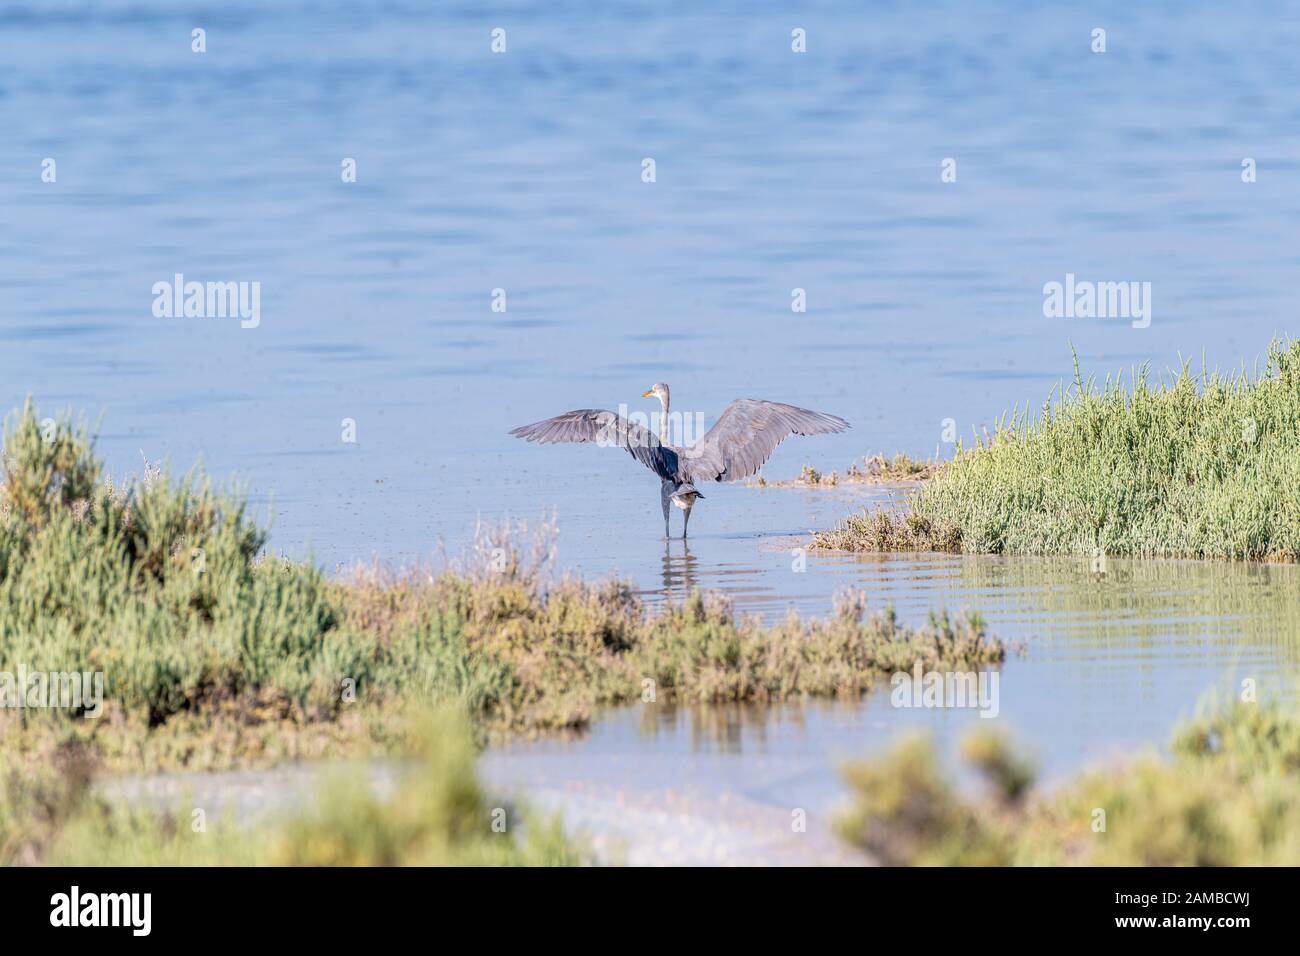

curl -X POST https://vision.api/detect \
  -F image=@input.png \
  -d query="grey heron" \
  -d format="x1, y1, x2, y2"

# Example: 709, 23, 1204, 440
509, 383, 850, 538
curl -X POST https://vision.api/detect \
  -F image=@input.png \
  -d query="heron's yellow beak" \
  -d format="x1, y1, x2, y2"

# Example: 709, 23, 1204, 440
642, 390, 654, 397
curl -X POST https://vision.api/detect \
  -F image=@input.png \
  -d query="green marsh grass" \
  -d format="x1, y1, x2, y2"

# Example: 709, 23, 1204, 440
747, 453, 940, 488
816, 340, 1300, 561
2, 707, 586, 866
0, 400, 1004, 774
0, 400, 1008, 863
836, 698, 1300, 866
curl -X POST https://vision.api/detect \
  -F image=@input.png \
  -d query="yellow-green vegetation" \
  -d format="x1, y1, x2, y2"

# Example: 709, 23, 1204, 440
0, 401, 1004, 776
800, 464, 833, 485
844, 454, 941, 483
2, 707, 586, 866
836, 699, 1300, 865
748, 454, 940, 488
817, 340, 1300, 560
0, 400, 1006, 865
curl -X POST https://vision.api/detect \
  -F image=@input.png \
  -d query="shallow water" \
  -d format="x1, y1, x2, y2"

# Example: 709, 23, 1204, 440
7, 0, 1300, 860
479, 551, 1300, 861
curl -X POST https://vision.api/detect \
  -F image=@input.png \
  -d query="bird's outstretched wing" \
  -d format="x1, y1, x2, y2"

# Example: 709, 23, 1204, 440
509, 409, 679, 482
682, 399, 849, 483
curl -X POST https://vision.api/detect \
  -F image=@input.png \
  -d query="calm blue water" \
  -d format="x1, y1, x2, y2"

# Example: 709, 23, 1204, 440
6, 0, 1299, 570
6, 2, 1300, 820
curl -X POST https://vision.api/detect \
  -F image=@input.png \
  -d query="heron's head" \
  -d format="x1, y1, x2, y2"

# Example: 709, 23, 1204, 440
642, 382, 669, 405
670, 481, 704, 506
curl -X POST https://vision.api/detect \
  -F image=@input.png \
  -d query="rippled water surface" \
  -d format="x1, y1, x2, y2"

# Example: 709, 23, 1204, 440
6, 1, 1300, 856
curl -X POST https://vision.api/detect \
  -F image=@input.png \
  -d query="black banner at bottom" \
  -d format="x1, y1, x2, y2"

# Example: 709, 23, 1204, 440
0, 865, 1278, 941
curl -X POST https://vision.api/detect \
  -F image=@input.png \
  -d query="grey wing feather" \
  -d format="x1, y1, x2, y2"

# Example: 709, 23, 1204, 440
509, 409, 680, 482
682, 399, 849, 483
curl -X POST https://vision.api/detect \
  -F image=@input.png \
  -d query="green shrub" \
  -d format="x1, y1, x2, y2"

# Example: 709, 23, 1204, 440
818, 340, 1300, 561
837, 699, 1300, 865
0, 401, 1006, 772
7, 707, 586, 866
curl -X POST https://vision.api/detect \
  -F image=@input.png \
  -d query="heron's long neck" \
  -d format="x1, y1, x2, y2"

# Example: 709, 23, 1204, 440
658, 396, 669, 443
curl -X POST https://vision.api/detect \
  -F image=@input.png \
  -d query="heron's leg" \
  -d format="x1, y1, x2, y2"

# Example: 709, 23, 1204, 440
661, 486, 671, 539
682, 502, 692, 539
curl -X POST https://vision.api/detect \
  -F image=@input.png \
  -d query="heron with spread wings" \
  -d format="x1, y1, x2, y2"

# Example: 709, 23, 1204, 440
509, 383, 850, 538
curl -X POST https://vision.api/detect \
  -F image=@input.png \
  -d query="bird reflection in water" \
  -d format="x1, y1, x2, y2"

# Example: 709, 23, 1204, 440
661, 538, 699, 600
